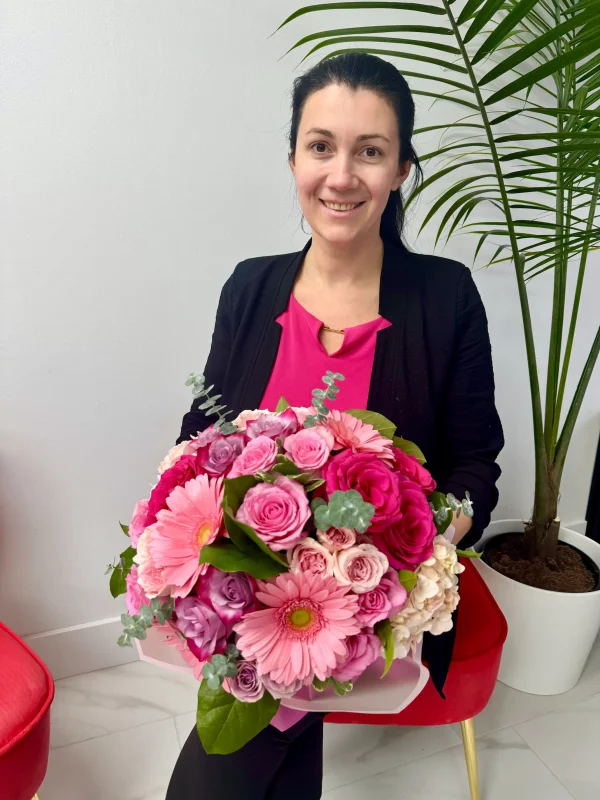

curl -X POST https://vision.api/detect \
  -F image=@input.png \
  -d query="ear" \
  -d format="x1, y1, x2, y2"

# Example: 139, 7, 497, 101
288, 152, 296, 177
391, 160, 412, 191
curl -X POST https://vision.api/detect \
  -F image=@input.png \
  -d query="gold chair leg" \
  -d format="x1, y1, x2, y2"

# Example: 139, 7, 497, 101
460, 718, 481, 800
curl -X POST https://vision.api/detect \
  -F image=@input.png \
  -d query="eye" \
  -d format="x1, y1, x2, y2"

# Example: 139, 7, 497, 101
310, 142, 329, 154
363, 146, 382, 158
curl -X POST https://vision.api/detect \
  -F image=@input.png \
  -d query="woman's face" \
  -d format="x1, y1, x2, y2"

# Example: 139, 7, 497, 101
290, 84, 411, 245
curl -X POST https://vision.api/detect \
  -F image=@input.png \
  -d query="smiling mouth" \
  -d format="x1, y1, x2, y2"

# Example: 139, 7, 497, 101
320, 199, 366, 211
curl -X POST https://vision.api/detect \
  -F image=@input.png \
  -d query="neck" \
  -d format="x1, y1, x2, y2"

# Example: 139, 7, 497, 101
302, 228, 384, 287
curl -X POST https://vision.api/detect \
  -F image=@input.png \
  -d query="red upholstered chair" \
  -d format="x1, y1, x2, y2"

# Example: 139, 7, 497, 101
0, 622, 54, 800
326, 559, 508, 800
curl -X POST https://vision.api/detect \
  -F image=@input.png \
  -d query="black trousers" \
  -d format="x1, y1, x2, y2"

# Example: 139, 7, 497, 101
166, 712, 325, 799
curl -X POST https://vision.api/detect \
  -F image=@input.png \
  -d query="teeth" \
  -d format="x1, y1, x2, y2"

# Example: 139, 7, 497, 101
323, 201, 361, 211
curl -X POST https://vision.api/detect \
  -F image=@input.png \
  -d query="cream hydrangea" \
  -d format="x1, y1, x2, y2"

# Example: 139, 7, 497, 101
390, 535, 465, 658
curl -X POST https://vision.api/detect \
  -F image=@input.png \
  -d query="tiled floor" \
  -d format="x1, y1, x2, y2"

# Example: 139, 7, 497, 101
41, 637, 600, 799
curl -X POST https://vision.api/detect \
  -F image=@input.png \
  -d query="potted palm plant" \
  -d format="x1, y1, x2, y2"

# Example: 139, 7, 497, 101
277, 0, 600, 695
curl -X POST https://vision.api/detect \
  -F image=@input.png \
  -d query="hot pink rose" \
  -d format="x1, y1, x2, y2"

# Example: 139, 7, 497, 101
372, 480, 437, 570
195, 433, 245, 475
356, 569, 407, 627
229, 436, 278, 478
125, 565, 150, 615
331, 633, 381, 683
316, 527, 356, 552
129, 498, 149, 547
146, 455, 205, 526
325, 451, 401, 532
284, 427, 335, 472
392, 448, 436, 494
333, 544, 389, 594
288, 538, 335, 577
246, 408, 298, 440
236, 475, 310, 551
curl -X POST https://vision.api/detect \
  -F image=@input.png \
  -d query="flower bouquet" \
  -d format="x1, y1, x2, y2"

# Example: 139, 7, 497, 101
107, 372, 472, 753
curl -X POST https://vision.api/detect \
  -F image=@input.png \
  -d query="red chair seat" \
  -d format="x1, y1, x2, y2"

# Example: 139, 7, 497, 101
0, 622, 54, 800
326, 559, 507, 727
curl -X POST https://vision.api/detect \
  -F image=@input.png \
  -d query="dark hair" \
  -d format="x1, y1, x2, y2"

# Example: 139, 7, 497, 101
288, 52, 423, 249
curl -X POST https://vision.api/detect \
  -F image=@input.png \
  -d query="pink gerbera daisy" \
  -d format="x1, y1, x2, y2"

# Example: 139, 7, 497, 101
234, 570, 361, 686
149, 474, 224, 598
324, 410, 394, 461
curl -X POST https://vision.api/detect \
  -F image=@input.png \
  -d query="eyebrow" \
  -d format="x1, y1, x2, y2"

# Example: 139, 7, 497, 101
305, 127, 391, 144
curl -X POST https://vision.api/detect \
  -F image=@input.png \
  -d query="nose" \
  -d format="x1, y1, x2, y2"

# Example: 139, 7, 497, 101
325, 153, 359, 192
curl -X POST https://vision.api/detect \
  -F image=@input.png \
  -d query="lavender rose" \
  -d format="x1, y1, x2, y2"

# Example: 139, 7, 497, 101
228, 660, 265, 703
197, 567, 255, 623
284, 427, 334, 472
195, 433, 245, 475
356, 569, 407, 627
228, 436, 278, 479
261, 674, 305, 700
237, 475, 310, 551
332, 633, 381, 683
333, 544, 389, 594
174, 597, 227, 661
317, 527, 356, 552
246, 408, 298, 441
288, 538, 335, 577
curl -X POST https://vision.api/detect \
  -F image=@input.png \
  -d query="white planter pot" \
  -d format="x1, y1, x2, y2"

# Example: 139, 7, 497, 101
473, 519, 600, 695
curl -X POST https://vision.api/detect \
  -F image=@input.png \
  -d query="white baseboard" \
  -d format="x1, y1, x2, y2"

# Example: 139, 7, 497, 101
564, 520, 588, 536
24, 616, 138, 681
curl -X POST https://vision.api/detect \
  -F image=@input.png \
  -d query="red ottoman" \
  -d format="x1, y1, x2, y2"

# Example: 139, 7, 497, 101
0, 622, 54, 800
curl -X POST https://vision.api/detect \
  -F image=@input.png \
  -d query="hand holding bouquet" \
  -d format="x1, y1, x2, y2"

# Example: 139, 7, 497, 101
107, 372, 473, 753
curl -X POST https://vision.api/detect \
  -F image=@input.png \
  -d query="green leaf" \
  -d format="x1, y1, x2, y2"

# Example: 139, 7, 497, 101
224, 511, 288, 567
346, 410, 396, 440
374, 619, 394, 678
456, 548, 483, 559
305, 479, 325, 492
109, 565, 127, 598
392, 436, 426, 465
428, 491, 453, 536
200, 540, 287, 579
398, 570, 418, 593
271, 456, 301, 476
223, 475, 259, 515
330, 677, 353, 696
119, 522, 130, 537
196, 683, 280, 755
275, 396, 291, 412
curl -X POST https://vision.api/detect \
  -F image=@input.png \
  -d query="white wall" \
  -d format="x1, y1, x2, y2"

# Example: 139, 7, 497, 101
1, 2, 598, 674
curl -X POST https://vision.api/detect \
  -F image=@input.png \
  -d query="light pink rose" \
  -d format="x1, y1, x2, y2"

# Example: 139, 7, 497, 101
288, 538, 335, 577
356, 569, 407, 627
229, 436, 279, 478
125, 565, 150, 615
334, 544, 389, 594
236, 475, 310, 551
284, 426, 335, 473
332, 633, 381, 683
231, 409, 266, 431
246, 408, 298, 441
129, 498, 149, 547
261, 674, 306, 700
317, 527, 356, 552
158, 442, 188, 475
133, 528, 169, 598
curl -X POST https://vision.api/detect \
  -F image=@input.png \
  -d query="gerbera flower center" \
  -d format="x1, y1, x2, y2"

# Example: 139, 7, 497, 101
289, 608, 313, 629
279, 600, 324, 639
196, 520, 213, 548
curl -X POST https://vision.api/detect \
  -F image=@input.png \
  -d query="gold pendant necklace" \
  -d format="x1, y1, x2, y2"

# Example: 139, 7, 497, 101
322, 325, 345, 335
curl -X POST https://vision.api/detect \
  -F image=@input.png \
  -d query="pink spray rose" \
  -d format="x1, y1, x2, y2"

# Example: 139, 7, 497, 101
288, 538, 335, 577
356, 569, 407, 627
392, 447, 436, 494
146, 455, 205, 526
246, 408, 298, 441
283, 427, 335, 472
174, 596, 228, 661
228, 660, 265, 703
228, 436, 278, 478
325, 451, 401, 533
331, 633, 382, 683
197, 567, 255, 624
333, 543, 389, 594
372, 480, 437, 570
129, 498, 149, 547
125, 565, 150, 615
236, 475, 310, 551
316, 527, 356, 552
134, 528, 168, 598
195, 433, 245, 475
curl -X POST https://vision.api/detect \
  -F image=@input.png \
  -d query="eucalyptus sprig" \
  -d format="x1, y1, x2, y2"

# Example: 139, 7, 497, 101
185, 372, 238, 435
202, 644, 241, 690
312, 490, 375, 534
303, 371, 345, 427
117, 597, 175, 648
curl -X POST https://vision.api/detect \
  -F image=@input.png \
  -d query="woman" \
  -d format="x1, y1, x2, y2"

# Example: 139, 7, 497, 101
166, 52, 504, 799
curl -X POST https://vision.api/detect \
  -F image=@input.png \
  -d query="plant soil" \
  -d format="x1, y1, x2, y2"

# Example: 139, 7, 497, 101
485, 533, 598, 593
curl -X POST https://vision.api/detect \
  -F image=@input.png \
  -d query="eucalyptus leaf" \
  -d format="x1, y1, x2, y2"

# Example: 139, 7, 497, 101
428, 491, 453, 536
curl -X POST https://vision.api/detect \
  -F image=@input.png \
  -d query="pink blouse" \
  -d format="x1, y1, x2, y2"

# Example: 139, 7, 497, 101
261, 293, 392, 412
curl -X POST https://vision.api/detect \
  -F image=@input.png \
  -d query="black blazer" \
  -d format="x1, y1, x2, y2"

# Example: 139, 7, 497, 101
177, 236, 505, 694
